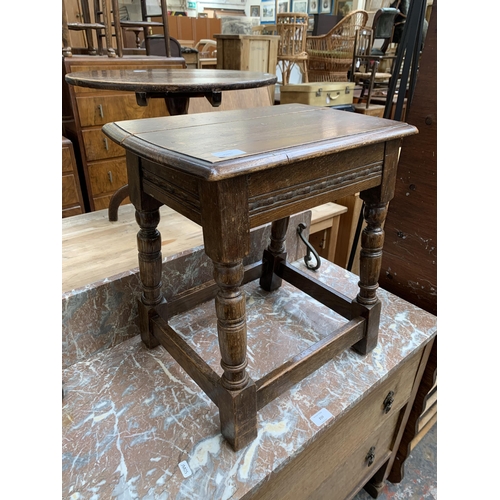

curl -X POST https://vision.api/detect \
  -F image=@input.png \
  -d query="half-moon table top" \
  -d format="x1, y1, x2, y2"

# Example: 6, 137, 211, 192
64, 68, 278, 93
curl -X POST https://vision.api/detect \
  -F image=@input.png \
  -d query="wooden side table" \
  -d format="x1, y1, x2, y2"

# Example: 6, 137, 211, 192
103, 103, 417, 451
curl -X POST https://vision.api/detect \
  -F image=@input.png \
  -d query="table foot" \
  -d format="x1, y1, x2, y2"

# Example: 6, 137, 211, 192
218, 381, 258, 451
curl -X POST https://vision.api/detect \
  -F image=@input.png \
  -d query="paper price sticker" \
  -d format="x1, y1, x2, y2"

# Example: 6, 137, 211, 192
310, 408, 333, 426
178, 460, 192, 478
211, 149, 246, 158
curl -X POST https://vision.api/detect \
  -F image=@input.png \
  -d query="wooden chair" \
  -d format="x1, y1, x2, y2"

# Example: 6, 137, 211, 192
352, 8, 400, 111
194, 39, 218, 69
110, 0, 171, 57
306, 10, 368, 82
276, 13, 309, 85
252, 24, 278, 35
62, 0, 116, 57
141, 36, 183, 58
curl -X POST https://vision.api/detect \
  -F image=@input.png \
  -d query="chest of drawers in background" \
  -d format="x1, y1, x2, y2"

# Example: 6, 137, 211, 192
62, 55, 186, 213
62, 136, 85, 217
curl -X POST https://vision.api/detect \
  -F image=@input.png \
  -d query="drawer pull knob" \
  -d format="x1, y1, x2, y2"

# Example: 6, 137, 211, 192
365, 446, 376, 467
98, 104, 104, 118
108, 171, 113, 183
383, 391, 395, 413
103, 137, 109, 151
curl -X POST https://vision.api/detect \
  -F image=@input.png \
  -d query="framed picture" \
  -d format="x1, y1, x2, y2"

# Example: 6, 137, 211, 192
277, 0, 289, 13
308, 0, 319, 14
335, 0, 352, 16
261, 0, 276, 23
292, 0, 308, 13
320, 0, 332, 13
250, 5, 260, 17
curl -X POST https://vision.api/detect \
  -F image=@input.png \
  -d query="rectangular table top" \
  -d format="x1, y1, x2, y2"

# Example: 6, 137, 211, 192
102, 104, 417, 180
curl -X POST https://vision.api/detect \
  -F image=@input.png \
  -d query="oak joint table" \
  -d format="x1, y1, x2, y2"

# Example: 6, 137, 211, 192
102, 103, 417, 451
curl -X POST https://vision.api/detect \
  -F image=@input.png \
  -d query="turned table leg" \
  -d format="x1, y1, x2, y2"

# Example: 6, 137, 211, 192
126, 152, 165, 348
200, 178, 257, 451
260, 216, 290, 291
135, 205, 165, 349
214, 260, 257, 450
353, 197, 388, 355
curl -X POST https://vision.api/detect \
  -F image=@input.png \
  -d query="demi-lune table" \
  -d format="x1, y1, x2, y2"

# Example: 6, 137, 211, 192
102, 103, 417, 451
65, 68, 277, 220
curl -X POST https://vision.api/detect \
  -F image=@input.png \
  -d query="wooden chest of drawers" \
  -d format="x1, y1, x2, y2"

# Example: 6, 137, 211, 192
62, 55, 186, 212
62, 136, 85, 217
253, 344, 427, 499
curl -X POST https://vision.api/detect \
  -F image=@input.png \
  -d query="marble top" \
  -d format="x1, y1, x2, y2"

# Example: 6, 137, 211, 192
62, 258, 436, 499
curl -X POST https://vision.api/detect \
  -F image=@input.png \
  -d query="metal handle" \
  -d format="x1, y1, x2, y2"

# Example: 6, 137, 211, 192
297, 223, 321, 271
383, 391, 395, 413
98, 104, 104, 118
365, 446, 376, 467
103, 137, 109, 151
108, 171, 113, 183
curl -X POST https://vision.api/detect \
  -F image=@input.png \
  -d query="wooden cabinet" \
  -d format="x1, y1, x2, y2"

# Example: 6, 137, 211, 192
215, 34, 279, 102
254, 343, 429, 499
62, 136, 85, 217
62, 55, 186, 212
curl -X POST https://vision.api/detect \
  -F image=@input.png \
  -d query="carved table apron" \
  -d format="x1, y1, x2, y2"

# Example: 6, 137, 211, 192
102, 103, 417, 451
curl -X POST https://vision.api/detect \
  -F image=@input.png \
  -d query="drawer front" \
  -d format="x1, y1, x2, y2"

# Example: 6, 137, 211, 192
63, 205, 84, 218
76, 94, 169, 127
62, 173, 81, 208
87, 158, 128, 197
82, 128, 125, 162
314, 411, 400, 500
62, 144, 74, 174
92, 193, 131, 212
253, 350, 422, 500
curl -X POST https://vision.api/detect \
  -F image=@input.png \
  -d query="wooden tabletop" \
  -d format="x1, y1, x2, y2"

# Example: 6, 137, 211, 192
102, 103, 417, 180
64, 68, 277, 93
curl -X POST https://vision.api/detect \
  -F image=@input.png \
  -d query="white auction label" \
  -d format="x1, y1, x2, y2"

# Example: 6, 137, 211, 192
310, 408, 333, 426
178, 460, 192, 478
211, 149, 246, 158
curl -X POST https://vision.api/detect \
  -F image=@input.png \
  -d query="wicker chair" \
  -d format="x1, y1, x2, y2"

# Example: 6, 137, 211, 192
276, 13, 309, 85
306, 10, 368, 82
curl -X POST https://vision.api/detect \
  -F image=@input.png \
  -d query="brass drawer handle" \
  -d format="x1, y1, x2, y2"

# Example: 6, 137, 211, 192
383, 391, 395, 413
98, 104, 104, 118
108, 171, 113, 183
365, 446, 376, 467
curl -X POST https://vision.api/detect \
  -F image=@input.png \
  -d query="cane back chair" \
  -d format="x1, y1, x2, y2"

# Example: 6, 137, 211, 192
306, 9, 368, 82
276, 13, 309, 85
